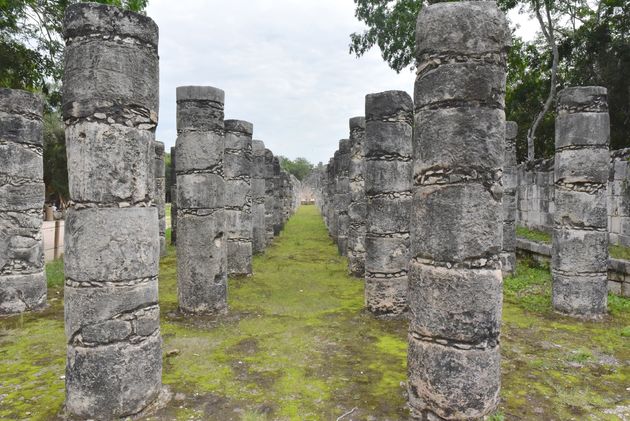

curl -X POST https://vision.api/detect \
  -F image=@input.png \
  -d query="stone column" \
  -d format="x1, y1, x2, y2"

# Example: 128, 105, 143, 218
170, 146, 177, 244
364, 91, 413, 317
409, 2, 510, 419
553, 86, 610, 317
224, 119, 253, 276
154, 141, 166, 256
264, 149, 276, 243
326, 158, 336, 236
62, 3, 162, 417
272, 157, 283, 235
252, 140, 267, 254
175, 86, 227, 314
348, 117, 367, 277
335, 139, 351, 256
0, 88, 46, 315
501, 122, 518, 275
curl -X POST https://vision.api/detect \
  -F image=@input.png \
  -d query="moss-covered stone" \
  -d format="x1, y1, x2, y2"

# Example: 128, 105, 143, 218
0, 205, 628, 420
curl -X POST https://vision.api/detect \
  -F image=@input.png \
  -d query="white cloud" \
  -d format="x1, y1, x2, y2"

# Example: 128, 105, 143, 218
148, 0, 412, 164
148, 1, 540, 164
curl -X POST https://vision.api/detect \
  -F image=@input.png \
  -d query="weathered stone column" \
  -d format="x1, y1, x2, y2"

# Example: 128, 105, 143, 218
501, 122, 518, 275
335, 139, 351, 256
364, 91, 413, 317
326, 158, 336, 236
409, 3, 510, 419
224, 119, 253, 276
176, 86, 227, 314
553, 86, 610, 317
272, 156, 283, 235
264, 149, 276, 243
348, 117, 367, 276
62, 3, 162, 417
170, 146, 177, 245
252, 140, 267, 254
154, 140, 166, 256
0, 89, 46, 315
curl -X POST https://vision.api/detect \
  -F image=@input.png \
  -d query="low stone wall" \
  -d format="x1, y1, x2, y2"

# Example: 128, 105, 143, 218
516, 149, 630, 247
516, 238, 630, 297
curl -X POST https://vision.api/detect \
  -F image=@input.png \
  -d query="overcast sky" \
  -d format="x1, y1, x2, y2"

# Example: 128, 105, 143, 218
147, 1, 538, 164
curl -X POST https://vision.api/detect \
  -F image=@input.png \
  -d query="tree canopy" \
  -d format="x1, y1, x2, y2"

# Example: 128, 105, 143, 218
279, 157, 315, 181
350, 0, 630, 161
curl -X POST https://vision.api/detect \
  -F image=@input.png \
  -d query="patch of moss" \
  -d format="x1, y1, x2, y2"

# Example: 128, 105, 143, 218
45, 257, 64, 288
516, 225, 552, 244
609, 244, 630, 261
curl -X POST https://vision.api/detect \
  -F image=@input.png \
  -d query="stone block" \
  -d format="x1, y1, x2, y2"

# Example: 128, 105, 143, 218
412, 183, 502, 261
365, 235, 409, 275
64, 207, 159, 283
555, 112, 610, 149
554, 187, 607, 229
552, 228, 608, 273
407, 338, 500, 420
176, 173, 224, 210
366, 195, 412, 235
408, 263, 502, 344
364, 276, 408, 316
555, 148, 609, 185
552, 272, 608, 316
364, 159, 412, 195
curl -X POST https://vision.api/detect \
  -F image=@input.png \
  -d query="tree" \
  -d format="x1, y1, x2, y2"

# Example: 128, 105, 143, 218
350, 0, 630, 161
278, 157, 315, 181
43, 111, 68, 206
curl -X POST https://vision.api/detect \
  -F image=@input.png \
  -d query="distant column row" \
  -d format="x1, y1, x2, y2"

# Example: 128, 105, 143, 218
172, 86, 300, 315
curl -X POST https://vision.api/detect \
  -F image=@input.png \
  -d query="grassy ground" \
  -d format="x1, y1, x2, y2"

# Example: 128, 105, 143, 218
516, 225, 630, 261
0, 206, 628, 420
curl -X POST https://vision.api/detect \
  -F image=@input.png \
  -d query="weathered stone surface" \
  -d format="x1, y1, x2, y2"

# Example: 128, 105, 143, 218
364, 90, 413, 317
553, 86, 610, 317
224, 119, 253, 276
170, 146, 177, 244
408, 263, 502, 344
409, 2, 509, 417
348, 117, 366, 276
154, 141, 166, 256
66, 335, 162, 419
62, 3, 161, 417
176, 85, 227, 313
177, 212, 227, 314
407, 338, 501, 420
412, 183, 502, 263
64, 207, 159, 283
552, 273, 608, 316
65, 122, 153, 204
263, 149, 276, 243
365, 276, 408, 316
252, 140, 267, 254
0, 88, 46, 315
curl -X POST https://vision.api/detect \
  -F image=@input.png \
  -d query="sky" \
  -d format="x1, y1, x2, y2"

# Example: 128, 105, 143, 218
147, 0, 539, 165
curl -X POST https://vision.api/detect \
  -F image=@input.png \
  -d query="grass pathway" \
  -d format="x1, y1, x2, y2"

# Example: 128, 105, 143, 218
0, 205, 628, 420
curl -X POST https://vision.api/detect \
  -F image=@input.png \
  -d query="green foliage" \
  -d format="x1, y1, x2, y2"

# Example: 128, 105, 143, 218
42, 111, 68, 204
45, 257, 64, 288
350, 0, 630, 158
0, 0, 149, 99
516, 225, 552, 244
278, 156, 314, 181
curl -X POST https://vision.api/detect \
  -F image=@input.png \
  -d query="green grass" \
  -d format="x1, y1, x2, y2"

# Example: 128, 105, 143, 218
516, 225, 552, 244
517, 225, 630, 263
0, 206, 628, 420
610, 244, 630, 260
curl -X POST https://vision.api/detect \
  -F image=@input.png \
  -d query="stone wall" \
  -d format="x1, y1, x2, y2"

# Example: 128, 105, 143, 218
516, 150, 630, 248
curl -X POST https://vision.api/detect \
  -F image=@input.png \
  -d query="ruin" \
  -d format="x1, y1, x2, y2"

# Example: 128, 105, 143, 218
0, 88, 47, 315
501, 122, 518, 275
334, 140, 351, 256
154, 140, 167, 256
408, 2, 510, 419
272, 157, 283, 235
175, 85, 227, 314
364, 91, 413, 317
224, 120, 253, 276
170, 146, 177, 245
347, 117, 367, 277
252, 140, 267, 254
552, 86, 610, 317
62, 3, 162, 417
264, 148, 276, 244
